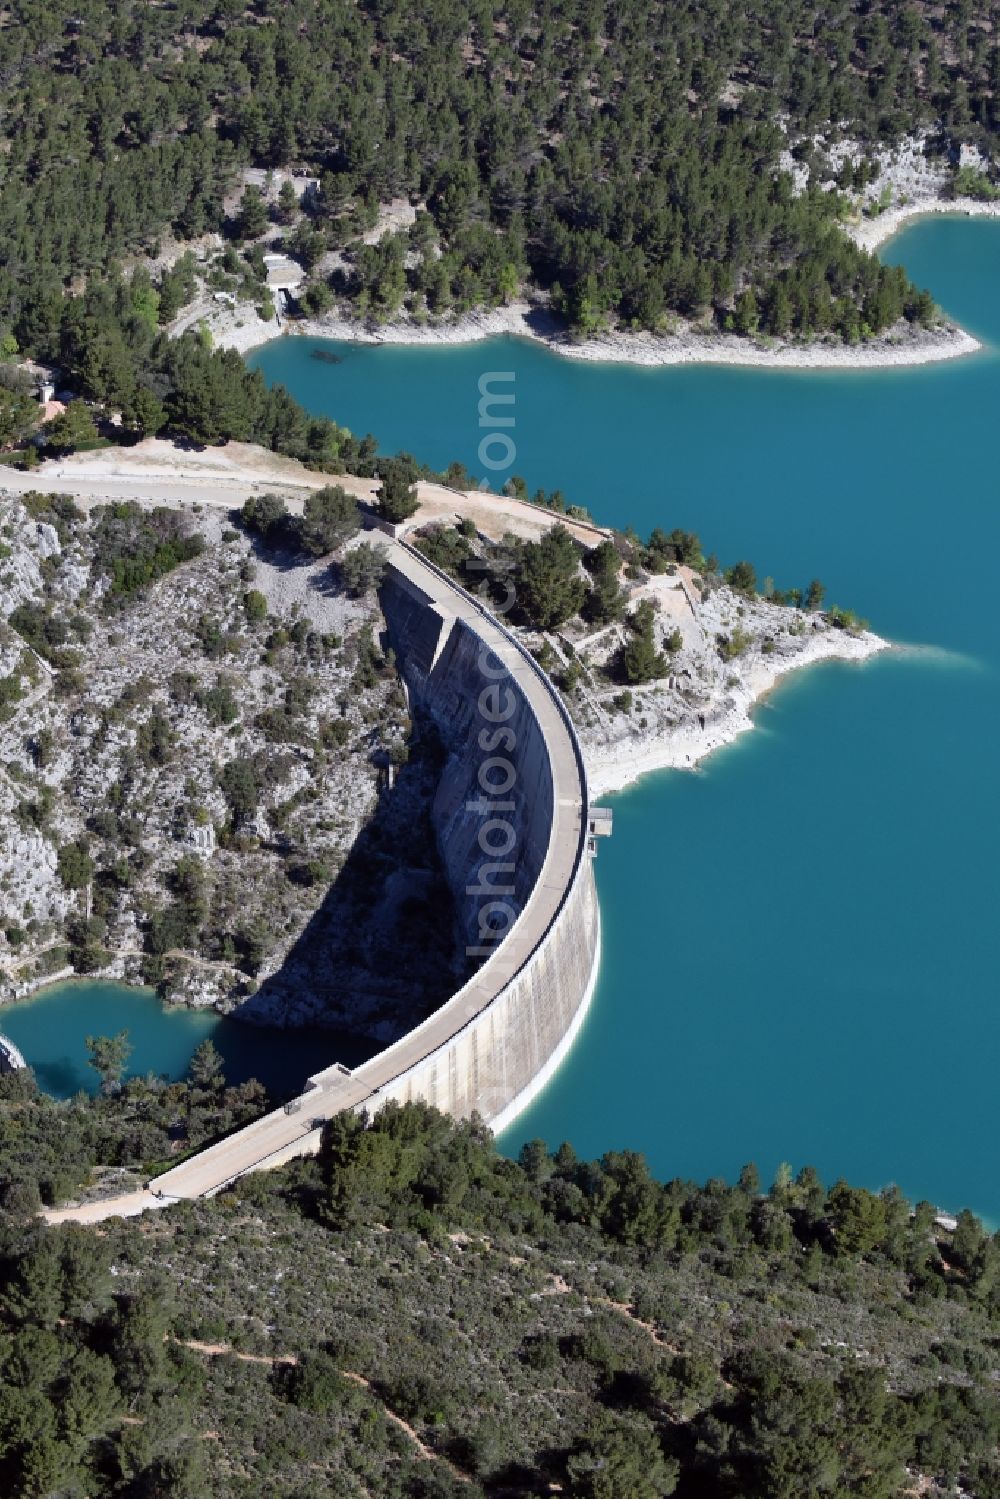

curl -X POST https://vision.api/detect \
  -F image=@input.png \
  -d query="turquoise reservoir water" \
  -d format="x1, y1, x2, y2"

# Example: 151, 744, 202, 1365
249, 217, 1000, 1217
0, 980, 361, 1099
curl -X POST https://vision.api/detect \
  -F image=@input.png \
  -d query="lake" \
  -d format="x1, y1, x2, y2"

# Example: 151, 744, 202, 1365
4, 220, 995, 1215
247, 217, 1000, 1217
0, 979, 369, 1100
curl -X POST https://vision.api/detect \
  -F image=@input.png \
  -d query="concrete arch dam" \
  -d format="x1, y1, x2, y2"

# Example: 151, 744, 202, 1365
44, 540, 607, 1224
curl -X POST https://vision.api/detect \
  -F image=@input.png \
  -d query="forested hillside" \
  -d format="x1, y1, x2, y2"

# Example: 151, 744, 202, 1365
1, 0, 999, 362
2, 1094, 999, 1497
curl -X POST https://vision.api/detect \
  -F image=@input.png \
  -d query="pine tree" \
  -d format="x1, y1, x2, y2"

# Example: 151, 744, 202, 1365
619, 600, 669, 684
236, 186, 269, 241
735, 288, 760, 335
517, 525, 586, 629
378, 459, 420, 523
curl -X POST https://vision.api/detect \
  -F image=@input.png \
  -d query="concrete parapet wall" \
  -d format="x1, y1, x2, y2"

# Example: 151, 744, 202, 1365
0, 1034, 27, 1074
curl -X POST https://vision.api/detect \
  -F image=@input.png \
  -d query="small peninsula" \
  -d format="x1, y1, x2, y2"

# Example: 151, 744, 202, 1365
1, 440, 885, 1015
174, 130, 1000, 372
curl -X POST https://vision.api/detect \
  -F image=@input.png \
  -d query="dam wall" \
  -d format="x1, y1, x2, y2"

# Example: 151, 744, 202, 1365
306, 538, 602, 1129
360, 837, 599, 1131
381, 566, 554, 953
44, 538, 605, 1221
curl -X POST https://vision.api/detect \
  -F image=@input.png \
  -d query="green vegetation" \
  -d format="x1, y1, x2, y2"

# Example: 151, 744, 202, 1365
643, 528, 705, 573
0, 370, 39, 450
516, 524, 587, 629
0, 0, 989, 436
56, 839, 95, 892
84, 1031, 132, 1096
378, 457, 421, 524
582, 540, 628, 624
828, 605, 871, 635
241, 487, 362, 557
8, 602, 85, 670
405, 518, 868, 706
718, 626, 754, 661
0, 0, 985, 509
413, 523, 475, 580
17, 490, 84, 543
951, 165, 1000, 201
239, 493, 289, 541
41, 400, 99, 454
0, 673, 24, 719
0, 1054, 268, 1210
618, 600, 670, 685
218, 757, 261, 832
299, 485, 361, 556
1, 486, 414, 1004
150, 334, 361, 460
10, 269, 374, 468
0, 10, 951, 1484
340, 543, 386, 597
726, 560, 758, 597
242, 590, 268, 626
146, 855, 210, 961
89, 503, 206, 603
1, 1100, 998, 1497
188, 1039, 224, 1091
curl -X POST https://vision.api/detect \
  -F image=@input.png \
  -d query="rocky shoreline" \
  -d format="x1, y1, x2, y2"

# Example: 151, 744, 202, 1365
845, 190, 1000, 254
582, 626, 889, 798
0, 447, 890, 1023
199, 294, 979, 370
180, 136, 1000, 373
0, 486, 426, 1024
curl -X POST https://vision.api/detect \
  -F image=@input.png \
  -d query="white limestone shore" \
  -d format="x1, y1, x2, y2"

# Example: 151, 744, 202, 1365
171, 125, 1000, 373
846, 193, 1000, 253
583, 628, 890, 799
199, 296, 980, 370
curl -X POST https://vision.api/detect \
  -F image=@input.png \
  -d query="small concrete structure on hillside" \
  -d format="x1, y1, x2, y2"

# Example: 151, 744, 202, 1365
263, 253, 305, 293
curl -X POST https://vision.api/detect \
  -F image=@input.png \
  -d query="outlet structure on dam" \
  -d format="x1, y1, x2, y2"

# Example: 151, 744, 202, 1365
43, 538, 609, 1224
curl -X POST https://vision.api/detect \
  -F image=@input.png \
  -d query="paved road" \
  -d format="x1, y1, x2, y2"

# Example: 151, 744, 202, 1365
42, 541, 590, 1225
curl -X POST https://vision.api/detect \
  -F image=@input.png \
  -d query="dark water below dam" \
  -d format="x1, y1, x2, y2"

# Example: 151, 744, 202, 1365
0, 980, 373, 1099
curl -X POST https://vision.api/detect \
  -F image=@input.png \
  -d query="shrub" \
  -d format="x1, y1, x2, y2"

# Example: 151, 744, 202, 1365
57, 838, 95, 890
299, 485, 361, 555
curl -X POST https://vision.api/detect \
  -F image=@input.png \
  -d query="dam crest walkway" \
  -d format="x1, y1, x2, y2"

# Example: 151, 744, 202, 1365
43, 539, 599, 1225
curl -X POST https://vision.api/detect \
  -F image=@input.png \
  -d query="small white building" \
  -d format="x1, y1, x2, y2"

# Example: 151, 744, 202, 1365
241, 167, 319, 204
262, 253, 306, 293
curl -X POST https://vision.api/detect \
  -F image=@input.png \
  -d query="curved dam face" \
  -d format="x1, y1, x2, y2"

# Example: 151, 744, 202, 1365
43, 540, 605, 1222
366, 550, 600, 1128
380, 564, 554, 959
